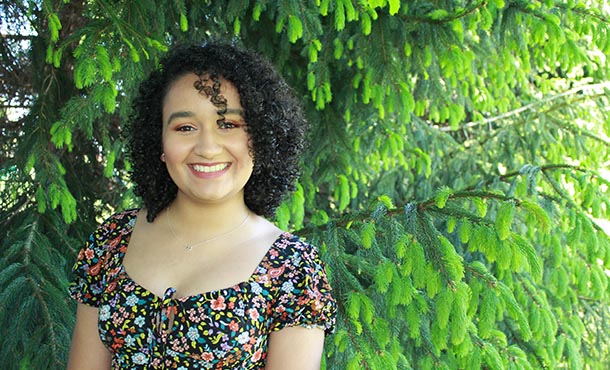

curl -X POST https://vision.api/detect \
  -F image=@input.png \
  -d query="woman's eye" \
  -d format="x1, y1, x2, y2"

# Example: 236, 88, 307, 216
176, 125, 195, 132
218, 121, 239, 129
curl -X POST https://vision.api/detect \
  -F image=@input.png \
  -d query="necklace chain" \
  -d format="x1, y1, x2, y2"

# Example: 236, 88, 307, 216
166, 207, 250, 251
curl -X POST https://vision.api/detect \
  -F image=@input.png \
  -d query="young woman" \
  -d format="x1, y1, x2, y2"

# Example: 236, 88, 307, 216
67, 42, 336, 370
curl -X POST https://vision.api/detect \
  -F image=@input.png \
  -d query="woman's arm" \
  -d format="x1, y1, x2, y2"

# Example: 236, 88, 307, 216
67, 303, 112, 370
265, 326, 326, 370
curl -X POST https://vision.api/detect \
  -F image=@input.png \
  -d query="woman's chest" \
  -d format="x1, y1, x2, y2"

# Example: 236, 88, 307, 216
98, 277, 275, 367
122, 226, 279, 298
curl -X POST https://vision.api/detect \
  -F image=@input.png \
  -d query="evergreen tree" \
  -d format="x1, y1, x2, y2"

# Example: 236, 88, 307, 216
1, 0, 609, 369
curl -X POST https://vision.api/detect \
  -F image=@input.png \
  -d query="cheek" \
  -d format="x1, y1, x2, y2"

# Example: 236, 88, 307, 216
162, 132, 191, 157
244, 141, 255, 163
238, 148, 254, 170
161, 143, 186, 164
161, 132, 171, 157
245, 135, 255, 159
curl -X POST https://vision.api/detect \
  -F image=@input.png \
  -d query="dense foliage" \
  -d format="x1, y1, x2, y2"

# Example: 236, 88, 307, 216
1, 0, 609, 369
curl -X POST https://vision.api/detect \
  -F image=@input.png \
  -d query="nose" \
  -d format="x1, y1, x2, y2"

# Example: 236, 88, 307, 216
194, 125, 222, 158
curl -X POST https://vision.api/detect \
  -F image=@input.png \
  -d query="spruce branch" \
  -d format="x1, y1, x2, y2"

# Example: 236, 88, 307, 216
464, 262, 498, 288
418, 190, 520, 210
463, 163, 609, 211
556, 3, 610, 24
540, 170, 592, 217
401, 0, 488, 25
501, 321, 549, 368
0, 198, 32, 228
438, 82, 610, 132
296, 0, 315, 41
21, 221, 65, 366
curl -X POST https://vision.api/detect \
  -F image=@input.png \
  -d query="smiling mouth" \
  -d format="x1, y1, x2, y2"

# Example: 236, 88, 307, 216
192, 163, 230, 173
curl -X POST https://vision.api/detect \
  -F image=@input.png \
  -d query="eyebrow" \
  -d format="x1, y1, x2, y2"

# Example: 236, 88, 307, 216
224, 108, 245, 116
166, 108, 245, 126
166, 111, 195, 126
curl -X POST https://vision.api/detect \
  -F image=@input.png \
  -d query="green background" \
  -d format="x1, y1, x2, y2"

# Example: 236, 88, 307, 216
1, 0, 609, 369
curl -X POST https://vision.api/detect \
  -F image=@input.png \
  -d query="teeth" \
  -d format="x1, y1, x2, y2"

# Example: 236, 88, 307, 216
193, 163, 229, 173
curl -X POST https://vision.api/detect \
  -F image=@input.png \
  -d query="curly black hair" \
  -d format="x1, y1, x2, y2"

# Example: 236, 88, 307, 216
127, 41, 307, 222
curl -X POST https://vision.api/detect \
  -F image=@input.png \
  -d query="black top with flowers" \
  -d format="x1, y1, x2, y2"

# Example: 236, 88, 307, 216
69, 209, 336, 369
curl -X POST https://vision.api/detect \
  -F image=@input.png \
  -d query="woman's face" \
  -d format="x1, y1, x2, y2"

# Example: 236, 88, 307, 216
161, 73, 253, 206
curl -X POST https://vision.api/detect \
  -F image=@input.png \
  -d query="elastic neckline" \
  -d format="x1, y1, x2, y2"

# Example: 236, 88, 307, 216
116, 209, 291, 301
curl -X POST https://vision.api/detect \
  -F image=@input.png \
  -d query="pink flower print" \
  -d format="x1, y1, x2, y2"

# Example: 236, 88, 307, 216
252, 348, 262, 362
268, 265, 285, 278
108, 235, 121, 249
248, 309, 260, 321
312, 299, 324, 312
202, 352, 214, 361
84, 248, 95, 259
187, 308, 202, 323
211, 296, 226, 311
298, 295, 310, 305
251, 296, 265, 308
88, 262, 102, 276
229, 320, 239, 332
112, 313, 124, 326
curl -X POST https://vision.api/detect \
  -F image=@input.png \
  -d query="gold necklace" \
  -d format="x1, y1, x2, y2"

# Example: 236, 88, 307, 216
166, 207, 250, 251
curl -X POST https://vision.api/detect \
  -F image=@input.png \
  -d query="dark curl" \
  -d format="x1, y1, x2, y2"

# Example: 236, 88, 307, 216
127, 41, 307, 222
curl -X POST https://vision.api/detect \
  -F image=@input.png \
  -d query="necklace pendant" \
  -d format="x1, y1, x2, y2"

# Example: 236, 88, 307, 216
166, 207, 251, 252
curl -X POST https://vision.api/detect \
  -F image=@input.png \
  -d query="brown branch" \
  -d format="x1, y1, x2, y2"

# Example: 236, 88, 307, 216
0, 33, 37, 40
401, 0, 488, 25
438, 82, 610, 132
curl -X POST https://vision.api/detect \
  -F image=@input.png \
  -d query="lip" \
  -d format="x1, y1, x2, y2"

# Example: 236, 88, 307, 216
189, 162, 231, 179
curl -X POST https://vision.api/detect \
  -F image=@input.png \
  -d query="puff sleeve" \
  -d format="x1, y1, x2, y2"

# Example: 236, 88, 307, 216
269, 236, 336, 335
68, 211, 134, 307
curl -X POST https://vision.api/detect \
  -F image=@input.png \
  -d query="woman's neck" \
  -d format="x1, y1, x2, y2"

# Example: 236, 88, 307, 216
162, 194, 252, 240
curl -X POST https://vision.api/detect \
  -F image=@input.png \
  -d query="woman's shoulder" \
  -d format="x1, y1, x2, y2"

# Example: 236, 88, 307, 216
69, 209, 140, 304
102, 208, 140, 224
273, 232, 313, 255
84, 208, 140, 252
95, 208, 140, 233
274, 232, 321, 254
267, 232, 328, 274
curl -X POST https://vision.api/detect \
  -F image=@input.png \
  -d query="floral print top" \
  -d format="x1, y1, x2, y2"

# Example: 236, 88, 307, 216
69, 209, 336, 369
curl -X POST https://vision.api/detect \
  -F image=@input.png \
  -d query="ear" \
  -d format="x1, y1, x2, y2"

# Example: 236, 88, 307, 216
160, 153, 166, 162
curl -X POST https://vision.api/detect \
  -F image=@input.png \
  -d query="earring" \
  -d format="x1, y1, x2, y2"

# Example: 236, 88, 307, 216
160, 153, 166, 162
